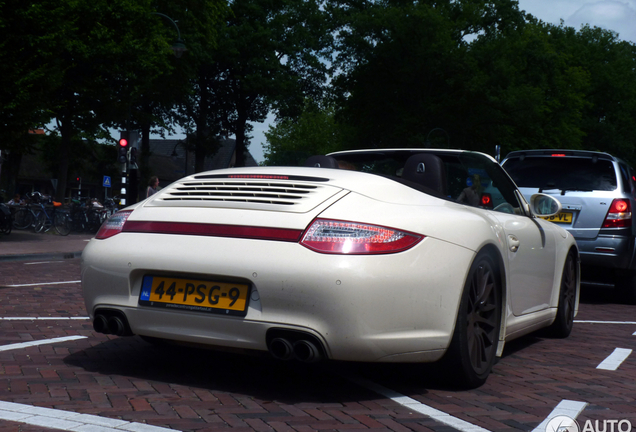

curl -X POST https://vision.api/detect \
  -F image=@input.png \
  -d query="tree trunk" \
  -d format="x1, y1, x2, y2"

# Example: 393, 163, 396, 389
0, 151, 22, 198
235, 110, 248, 167
140, 121, 151, 200
194, 72, 210, 173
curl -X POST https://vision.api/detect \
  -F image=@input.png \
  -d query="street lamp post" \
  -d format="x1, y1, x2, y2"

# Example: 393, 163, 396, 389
152, 12, 187, 58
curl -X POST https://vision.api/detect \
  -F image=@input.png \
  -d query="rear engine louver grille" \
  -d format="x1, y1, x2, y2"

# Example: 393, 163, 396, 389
163, 181, 318, 206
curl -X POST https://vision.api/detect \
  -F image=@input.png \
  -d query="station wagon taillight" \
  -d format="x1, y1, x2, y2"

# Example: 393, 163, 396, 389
602, 199, 632, 228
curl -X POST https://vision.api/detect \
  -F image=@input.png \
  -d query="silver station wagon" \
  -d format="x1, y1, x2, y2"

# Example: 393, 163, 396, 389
502, 149, 636, 303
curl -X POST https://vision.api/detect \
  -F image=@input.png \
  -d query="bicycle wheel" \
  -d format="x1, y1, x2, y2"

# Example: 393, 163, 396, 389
54, 212, 71, 236
86, 210, 103, 233
33, 209, 46, 233
12, 208, 33, 230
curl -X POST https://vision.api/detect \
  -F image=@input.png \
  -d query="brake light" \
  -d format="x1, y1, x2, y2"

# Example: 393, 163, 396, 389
300, 219, 423, 254
551, 153, 566, 157
228, 174, 289, 180
95, 210, 133, 239
480, 193, 493, 209
602, 199, 632, 228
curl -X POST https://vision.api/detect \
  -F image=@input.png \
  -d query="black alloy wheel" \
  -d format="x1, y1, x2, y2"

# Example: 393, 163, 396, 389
444, 253, 501, 388
545, 251, 577, 338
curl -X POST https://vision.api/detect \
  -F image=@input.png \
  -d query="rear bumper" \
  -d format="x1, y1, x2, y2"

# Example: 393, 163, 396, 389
576, 234, 635, 270
81, 233, 472, 363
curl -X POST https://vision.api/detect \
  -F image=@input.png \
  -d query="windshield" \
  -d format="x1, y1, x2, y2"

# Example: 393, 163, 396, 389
503, 156, 617, 191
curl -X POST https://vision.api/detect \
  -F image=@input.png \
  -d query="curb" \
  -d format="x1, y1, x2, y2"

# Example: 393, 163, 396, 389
0, 251, 83, 262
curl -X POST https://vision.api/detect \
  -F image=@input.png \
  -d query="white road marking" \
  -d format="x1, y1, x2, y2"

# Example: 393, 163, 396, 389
347, 375, 491, 432
23, 261, 64, 265
596, 348, 632, 371
3, 280, 81, 287
574, 320, 636, 325
0, 317, 89, 320
531, 400, 588, 432
0, 336, 87, 352
0, 400, 175, 431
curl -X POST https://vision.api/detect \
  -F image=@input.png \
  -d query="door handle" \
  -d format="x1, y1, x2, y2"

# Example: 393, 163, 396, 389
508, 235, 520, 252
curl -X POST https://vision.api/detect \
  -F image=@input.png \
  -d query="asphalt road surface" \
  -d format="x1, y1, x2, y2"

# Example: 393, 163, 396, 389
0, 258, 634, 432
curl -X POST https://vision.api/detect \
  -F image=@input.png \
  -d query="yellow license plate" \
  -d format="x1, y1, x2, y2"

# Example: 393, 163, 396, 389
139, 275, 250, 316
540, 212, 573, 223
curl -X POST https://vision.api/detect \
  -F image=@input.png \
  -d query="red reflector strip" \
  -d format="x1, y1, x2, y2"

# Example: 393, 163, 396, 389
122, 221, 303, 242
228, 174, 290, 180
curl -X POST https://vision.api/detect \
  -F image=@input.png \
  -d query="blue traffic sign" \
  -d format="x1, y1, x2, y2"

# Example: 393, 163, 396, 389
103, 176, 112, 188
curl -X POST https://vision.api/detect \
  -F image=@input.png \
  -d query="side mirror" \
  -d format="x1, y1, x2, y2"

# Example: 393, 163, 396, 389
530, 193, 562, 217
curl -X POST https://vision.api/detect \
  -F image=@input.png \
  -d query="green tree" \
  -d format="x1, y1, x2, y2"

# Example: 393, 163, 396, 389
263, 101, 348, 166
0, 0, 61, 193
179, 0, 333, 170
547, 24, 636, 164
462, 19, 589, 154
118, 0, 228, 198
328, 0, 590, 156
1, 0, 181, 201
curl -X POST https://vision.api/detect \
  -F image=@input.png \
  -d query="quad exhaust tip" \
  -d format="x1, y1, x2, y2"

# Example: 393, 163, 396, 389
268, 334, 324, 363
93, 310, 132, 337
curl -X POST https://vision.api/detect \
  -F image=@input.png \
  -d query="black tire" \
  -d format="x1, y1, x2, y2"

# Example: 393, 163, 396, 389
54, 212, 71, 236
443, 253, 501, 389
12, 208, 33, 230
33, 209, 46, 232
544, 251, 577, 338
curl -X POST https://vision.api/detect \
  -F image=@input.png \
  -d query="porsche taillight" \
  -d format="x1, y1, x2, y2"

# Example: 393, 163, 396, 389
95, 210, 133, 239
602, 199, 632, 228
300, 219, 423, 254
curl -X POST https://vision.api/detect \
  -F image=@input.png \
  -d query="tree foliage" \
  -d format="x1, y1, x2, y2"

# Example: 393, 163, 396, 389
4, 0, 636, 193
177, 0, 333, 169
263, 101, 348, 166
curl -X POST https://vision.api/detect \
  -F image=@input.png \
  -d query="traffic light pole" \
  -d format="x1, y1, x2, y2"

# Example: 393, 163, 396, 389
120, 162, 127, 207
118, 131, 129, 207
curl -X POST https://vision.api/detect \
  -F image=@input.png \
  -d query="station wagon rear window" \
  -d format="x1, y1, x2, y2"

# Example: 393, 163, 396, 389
504, 157, 617, 191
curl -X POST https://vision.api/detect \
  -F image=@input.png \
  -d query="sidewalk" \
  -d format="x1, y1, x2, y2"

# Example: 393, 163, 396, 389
0, 230, 94, 261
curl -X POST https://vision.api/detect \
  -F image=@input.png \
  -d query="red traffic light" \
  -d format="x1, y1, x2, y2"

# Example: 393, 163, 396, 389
119, 138, 128, 147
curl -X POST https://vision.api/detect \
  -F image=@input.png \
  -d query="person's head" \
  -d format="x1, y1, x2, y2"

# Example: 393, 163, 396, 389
149, 176, 159, 188
13, 194, 20, 200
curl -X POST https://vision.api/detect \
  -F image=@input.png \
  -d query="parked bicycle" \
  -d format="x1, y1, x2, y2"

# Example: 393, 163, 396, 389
11, 192, 69, 235
60, 197, 107, 234
12, 192, 46, 232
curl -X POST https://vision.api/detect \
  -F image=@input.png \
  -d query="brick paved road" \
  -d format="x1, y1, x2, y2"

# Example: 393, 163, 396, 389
0, 259, 634, 432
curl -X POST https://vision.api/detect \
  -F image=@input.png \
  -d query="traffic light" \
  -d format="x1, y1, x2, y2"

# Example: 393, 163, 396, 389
118, 131, 129, 164
129, 147, 138, 165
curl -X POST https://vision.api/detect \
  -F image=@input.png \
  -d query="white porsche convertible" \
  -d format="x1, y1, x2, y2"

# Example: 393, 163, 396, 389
82, 149, 579, 388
